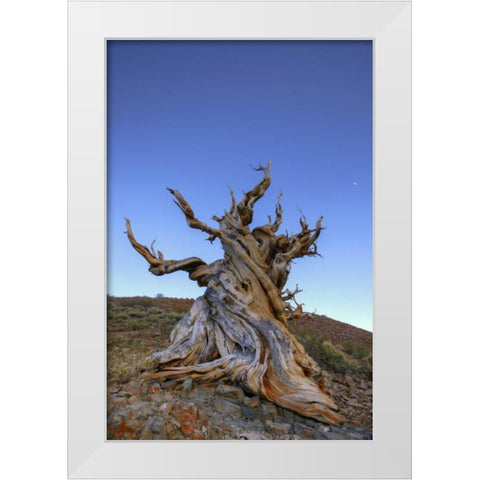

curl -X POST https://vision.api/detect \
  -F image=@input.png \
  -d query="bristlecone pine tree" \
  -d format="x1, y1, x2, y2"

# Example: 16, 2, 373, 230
125, 161, 344, 424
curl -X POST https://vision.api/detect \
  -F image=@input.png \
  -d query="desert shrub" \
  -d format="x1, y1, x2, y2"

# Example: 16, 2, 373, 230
107, 347, 155, 382
127, 318, 151, 331
340, 340, 372, 359
291, 328, 357, 375
359, 353, 373, 380
318, 341, 358, 375
147, 307, 162, 315
156, 310, 184, 336
125, 307, 147, 318
110, 310, 129, 321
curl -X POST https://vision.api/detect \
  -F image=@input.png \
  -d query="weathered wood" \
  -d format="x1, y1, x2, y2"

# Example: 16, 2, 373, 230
125, 162, 344, 425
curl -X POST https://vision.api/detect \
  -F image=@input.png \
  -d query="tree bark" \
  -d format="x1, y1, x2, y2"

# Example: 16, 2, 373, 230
125, 161, 344, 425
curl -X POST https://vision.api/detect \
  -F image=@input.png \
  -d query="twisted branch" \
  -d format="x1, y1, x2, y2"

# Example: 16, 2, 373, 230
124, 218, 209, 283
236, 159, 272, 226
167, 188, 223, 243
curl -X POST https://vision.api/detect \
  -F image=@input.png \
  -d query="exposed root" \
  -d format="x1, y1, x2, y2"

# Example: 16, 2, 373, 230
147, 297, 344, 425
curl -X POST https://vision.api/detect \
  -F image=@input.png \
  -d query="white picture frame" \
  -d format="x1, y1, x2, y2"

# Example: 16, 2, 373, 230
68, 0, 411, 478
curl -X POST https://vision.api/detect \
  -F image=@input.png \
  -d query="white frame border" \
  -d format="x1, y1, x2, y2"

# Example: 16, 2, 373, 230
68, 1, 411, 478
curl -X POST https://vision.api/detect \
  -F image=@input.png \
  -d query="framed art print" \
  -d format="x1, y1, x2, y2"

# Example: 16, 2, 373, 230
68, 1, 411, 478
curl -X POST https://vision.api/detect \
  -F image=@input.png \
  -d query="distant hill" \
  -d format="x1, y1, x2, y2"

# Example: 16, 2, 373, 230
290, 314, 372, 348
107, 295, 195, 313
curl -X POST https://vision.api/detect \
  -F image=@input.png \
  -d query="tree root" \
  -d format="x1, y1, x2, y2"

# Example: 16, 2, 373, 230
147, 297, 344, 425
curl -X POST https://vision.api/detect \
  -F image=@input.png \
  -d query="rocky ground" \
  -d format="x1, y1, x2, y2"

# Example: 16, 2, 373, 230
107, 296, 373, 440
107, 376, 372, 440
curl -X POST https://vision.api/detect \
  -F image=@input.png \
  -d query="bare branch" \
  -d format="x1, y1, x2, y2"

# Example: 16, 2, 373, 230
125, 218, 163, 267
283, 216, 325, 261
250, 191, 284, 253
236, 159, 272, 225
282, 284, 303, 301
282, 284, 305, 318
124, 218, 208, 281
167, 188, 223, 243
228, 186, 237, 214
272, 191, 283, 233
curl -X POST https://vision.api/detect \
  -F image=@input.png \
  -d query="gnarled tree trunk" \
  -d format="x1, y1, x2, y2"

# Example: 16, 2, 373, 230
125, 161, 344, 425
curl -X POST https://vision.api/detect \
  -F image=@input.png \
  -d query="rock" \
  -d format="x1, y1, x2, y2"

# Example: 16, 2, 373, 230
150, 392, 163, 403
324, 431, 347, 440
214, 397, 243, 418
161, 379, 178, 389
238, 431, 268, 440
125, 381, 141, 394
241, 405, 262, 421
112, 397, 126, 407
243, 396, 260, 408
181, 378, 193, 395
303, 418, 317, 428
215, 384, 245, 402
150, 419, 167, 438
345, 432, 363, 440
140, 425, 154, 440
165, 419, 183, 440
277, 407, 297, 422
107, 384, 122, 394
158, 402, 173, 417
140, 404, 154, 416
260, 402, 278, 420
147, 383, 160, 395
193, 386, 215, 398
129, 404, 143, 414
357, 429, 373, 440
273, 414, 292, 424
127, 395, 137, 405
140, 416, 167, 440
293, 422, 305, 438
265, 420, 292, 435
302, 427, 328, 440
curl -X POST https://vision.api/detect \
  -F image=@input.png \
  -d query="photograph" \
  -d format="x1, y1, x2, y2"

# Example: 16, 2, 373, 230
106, 40, 373, 441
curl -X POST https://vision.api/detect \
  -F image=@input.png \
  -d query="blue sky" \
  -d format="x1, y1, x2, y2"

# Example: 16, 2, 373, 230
107, 40, 372, 331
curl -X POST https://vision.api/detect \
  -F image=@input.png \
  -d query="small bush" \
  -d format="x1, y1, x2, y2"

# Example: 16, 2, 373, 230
127, 318, 150, 331
340, 340, 372, 359
113, 311, 129, 321
291, 328, 357, 375
359, 353, 373, 380
107, 348, 155, 382
147, 307, 162, 315
125, 307, 147, 318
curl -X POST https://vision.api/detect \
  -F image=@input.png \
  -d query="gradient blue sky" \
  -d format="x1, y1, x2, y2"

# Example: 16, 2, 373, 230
107, 40, 372, 331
